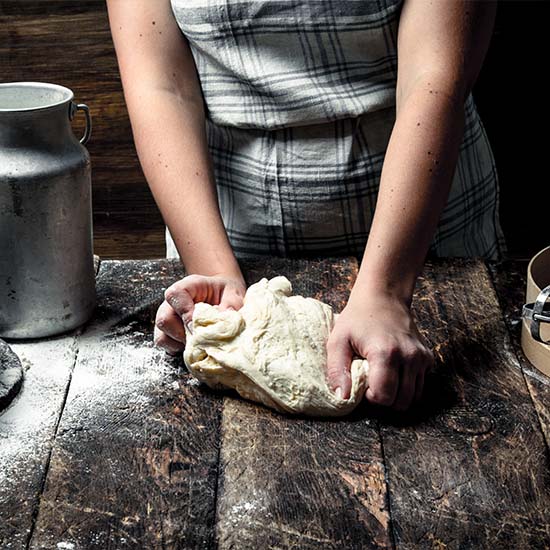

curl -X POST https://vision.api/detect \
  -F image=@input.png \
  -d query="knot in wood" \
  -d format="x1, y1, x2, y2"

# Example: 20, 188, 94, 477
439, 406, 494, 436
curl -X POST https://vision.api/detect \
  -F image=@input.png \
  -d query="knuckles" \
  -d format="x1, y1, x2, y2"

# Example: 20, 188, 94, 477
164, 287, 180, 306
184, 273, 204, 286
155, 302, 174, 330
368, 345, 401, 366
370, 342, 434, 372
325, 363, 343, 378
155, 315, 168, 330
164, 274, 202, 302
153, 330, 185, 354
401, 346, 428, 366
164, 273, 223, 311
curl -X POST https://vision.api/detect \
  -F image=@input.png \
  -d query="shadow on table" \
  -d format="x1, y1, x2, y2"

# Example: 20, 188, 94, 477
367, 322, 514, 434
102, 296, 510, 437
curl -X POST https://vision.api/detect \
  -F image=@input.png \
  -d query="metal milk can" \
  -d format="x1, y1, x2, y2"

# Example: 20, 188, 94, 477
0, 82, 96, 338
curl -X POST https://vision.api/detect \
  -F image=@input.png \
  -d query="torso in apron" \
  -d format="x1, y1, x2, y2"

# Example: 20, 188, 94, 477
167, 0, 507, 261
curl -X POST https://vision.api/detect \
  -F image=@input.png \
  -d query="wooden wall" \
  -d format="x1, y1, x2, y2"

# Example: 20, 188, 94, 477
0, 0, 164, 259
1, 1, 547, 260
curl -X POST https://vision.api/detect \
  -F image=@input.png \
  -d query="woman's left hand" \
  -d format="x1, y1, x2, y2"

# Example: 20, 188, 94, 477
326, 293, 434, 411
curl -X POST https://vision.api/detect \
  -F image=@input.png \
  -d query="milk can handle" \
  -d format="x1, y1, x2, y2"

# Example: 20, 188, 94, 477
69, 102, 92, 145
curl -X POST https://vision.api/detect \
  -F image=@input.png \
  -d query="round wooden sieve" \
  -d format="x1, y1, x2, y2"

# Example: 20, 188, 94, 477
521, 245, 550, 377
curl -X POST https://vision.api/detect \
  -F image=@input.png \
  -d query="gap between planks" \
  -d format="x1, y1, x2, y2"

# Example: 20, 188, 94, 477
24, 333, 82, 550
214, 257, 395, 550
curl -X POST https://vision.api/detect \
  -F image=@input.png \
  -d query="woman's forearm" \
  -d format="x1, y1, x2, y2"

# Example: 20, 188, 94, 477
351, 78, 465, 307
127, 88, 243, 282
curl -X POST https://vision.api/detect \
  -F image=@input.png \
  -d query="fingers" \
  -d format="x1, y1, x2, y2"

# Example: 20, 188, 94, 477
326, 336, 353, 399
164, 274, 211, 323
366, 346, 433, 410
414, 348, 433, 403
393, 355, 419, 411
158, 274, 245, 353
153, 325, 185, 355
155, 300, 186, 342
365, 349, 400, 407
414, 368, 425, 403
154, 300, 186, 355
219, 288, 244, 311
164, 274, 245, 321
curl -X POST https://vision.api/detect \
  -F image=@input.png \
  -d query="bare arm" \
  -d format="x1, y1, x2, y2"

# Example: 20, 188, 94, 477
327, 0, 496, 408
351, 0, 497, 305
107, 0, 245, 354
106, 0, 243, 283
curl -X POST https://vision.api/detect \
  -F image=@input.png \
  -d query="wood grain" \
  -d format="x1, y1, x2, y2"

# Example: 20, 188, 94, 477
3, 257, 550, 548
2, 1, 546, 260
487, 259, 550, 453
0, 1, 165, 259
216, 257, 394, 550
379, 258, 550, 548
28, 260, 223, 549
0, 335, 77, 549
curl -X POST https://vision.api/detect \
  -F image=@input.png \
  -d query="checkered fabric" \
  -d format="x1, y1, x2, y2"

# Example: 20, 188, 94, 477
167, 0, 507, 261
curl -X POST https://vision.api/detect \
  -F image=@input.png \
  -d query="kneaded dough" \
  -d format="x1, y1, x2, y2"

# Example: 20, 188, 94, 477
183, 276, 369, 416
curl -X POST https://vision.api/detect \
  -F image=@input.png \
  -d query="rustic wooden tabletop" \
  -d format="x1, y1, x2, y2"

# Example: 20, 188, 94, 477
1, 257, 549, 550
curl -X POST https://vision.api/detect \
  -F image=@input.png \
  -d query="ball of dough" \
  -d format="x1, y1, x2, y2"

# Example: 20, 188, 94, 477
183, 276, 369, 416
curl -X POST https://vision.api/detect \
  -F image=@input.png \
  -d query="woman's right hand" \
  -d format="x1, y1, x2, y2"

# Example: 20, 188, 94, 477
154, 274, 247, 355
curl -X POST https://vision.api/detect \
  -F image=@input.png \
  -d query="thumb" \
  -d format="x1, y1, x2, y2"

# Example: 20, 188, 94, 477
326, 336, 353, 399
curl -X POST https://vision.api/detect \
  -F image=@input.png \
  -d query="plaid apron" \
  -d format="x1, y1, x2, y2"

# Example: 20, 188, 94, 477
167, 0, 507, 261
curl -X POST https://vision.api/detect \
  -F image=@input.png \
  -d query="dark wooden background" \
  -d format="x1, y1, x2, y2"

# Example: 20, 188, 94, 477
1, 1, 547, 260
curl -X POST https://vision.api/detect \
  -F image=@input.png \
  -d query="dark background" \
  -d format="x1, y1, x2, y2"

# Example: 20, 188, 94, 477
1, 0, 548, 260
473, 0, 549, 260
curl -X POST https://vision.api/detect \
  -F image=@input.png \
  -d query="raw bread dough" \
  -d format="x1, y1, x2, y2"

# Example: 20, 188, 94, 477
183, 276, 369, 416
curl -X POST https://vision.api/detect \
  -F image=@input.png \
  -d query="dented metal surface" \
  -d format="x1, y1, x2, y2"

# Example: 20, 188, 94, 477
0, 82, 95, 338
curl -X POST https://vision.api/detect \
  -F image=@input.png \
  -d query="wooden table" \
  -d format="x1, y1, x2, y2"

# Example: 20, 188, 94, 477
1, 257, 549, 550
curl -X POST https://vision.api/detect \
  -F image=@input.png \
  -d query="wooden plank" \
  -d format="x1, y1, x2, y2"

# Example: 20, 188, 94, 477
0, 335, 78, 549
4, 0, 547, 262
487, 259, 550, 450
93, 215, 165, 261
0, 2, 165, 260
29, 260, 223, 549
379, 258, 550, 548
0, 1, 104, 16
216, 257, 394, 550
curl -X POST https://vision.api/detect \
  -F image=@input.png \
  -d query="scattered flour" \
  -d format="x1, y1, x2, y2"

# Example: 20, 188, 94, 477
0, 323, 183, 493
230, 501, 258, 526
231, 501, 257, 515
224, 489, 270, 529
0, 336, 77, 489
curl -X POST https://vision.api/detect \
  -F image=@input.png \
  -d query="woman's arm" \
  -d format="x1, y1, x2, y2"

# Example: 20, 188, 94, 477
107, 0, 245, 354
106, 0, 243, 282
327, 0, 497, 408
354, 0, 497, 304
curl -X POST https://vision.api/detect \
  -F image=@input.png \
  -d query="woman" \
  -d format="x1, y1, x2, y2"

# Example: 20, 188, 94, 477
106, 0, 506, 411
